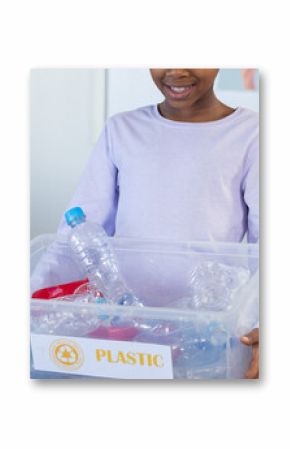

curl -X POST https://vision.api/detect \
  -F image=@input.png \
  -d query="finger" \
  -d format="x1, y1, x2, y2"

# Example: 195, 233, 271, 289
240, 328, 259, 345
245, 345, 259, 379
245, 362, 259, 379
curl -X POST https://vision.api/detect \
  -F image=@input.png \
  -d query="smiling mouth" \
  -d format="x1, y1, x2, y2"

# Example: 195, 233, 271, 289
163, 83, 197, 99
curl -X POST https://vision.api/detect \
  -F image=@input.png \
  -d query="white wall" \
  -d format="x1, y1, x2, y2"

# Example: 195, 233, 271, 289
106, 68, 163, 117
30, 69, 106, 238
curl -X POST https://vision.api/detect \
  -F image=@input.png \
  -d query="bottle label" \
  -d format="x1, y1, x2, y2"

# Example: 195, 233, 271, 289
31, 334, 174, 379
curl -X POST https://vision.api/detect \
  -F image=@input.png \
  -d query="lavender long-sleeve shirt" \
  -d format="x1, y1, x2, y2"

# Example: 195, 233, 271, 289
61, 105, 259, 243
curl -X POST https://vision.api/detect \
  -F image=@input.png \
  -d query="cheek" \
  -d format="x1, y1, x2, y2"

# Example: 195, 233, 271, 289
150, 69, 166, 86
195, 69, 219, 86
208, 69, 219, 83
150, 69, 162, 81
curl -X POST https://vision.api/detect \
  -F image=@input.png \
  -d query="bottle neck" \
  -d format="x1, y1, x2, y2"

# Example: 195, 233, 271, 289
70, 217, 86, 228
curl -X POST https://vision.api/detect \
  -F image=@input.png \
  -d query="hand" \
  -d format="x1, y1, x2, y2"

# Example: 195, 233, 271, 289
240, 328, 259, 379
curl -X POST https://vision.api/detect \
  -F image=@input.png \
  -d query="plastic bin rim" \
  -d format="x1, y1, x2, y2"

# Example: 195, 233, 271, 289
30, 297, 243, 323
31, 233, 259, 258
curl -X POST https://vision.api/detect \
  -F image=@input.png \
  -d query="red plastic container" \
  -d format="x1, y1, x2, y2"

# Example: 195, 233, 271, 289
32, 278, 89, 300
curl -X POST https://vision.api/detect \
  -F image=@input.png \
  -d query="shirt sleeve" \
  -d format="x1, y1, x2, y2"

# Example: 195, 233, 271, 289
242, 132, 259, 243
31, 122, 118, 293
58, 121, 119, 236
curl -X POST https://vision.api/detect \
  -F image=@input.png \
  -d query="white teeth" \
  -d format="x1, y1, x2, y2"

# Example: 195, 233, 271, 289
170, 86, 187, 92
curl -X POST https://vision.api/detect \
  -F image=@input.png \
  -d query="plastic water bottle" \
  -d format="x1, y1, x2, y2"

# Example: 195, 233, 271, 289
65, 207, 141, 306
171, 324, 227, 379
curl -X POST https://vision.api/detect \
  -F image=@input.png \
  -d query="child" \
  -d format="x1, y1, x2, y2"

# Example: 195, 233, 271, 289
61, 69, 258, 243
60, 68, 259, 378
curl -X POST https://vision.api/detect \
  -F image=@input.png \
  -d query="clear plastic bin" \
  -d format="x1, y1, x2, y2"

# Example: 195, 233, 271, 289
30, 235, 259, 380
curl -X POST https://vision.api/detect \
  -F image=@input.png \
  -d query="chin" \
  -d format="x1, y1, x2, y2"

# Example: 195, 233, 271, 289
165, 97, 196, 109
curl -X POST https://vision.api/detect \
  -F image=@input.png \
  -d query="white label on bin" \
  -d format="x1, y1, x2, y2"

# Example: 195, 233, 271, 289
31, 334, 174, 379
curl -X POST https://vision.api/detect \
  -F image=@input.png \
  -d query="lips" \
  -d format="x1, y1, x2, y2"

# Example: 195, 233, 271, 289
163, 83, 196, 100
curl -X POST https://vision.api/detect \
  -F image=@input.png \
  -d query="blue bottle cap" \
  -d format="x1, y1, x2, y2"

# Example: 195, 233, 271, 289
65, 207, 86, 228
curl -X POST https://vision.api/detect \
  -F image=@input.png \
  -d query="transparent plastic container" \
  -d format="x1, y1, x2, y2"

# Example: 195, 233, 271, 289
30, 234, 259, 380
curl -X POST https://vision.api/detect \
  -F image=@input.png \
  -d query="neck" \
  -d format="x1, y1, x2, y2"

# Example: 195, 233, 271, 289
159, 89, 233, 123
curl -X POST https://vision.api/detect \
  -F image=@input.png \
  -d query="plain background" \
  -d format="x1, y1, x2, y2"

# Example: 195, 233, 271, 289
30, 68, 259, 238
0, 1, 289, 449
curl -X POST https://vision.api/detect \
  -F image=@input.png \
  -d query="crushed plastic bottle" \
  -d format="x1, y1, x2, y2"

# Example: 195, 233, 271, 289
189, 262, 250, 311
132, 319, 228, 378
64, 207, 142, 306
205, 321, 228, 346
30, 305, 108, 337
173, 262, 250, 311
172, 323, 228, 378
